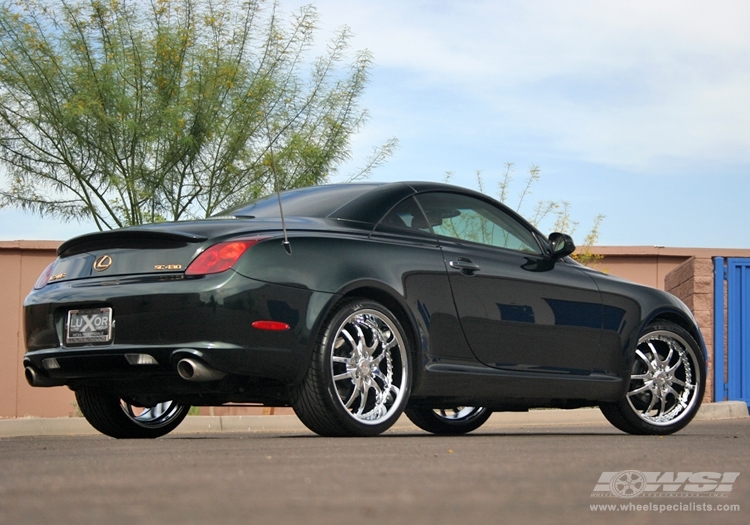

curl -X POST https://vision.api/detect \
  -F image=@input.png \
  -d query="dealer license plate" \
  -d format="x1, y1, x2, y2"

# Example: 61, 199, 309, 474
66, 308, 113, 344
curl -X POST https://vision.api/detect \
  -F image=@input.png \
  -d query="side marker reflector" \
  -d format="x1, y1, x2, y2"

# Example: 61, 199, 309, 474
252, 321, 290, 331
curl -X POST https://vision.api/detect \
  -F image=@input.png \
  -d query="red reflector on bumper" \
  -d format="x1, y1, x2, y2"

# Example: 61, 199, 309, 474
251, 321, 290, 331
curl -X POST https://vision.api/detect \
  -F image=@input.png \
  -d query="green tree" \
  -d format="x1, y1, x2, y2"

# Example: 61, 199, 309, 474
0, 0, 396, 229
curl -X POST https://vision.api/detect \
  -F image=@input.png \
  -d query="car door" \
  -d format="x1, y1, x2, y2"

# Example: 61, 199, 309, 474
414, 191, 604, 376
370, 195, 477, 362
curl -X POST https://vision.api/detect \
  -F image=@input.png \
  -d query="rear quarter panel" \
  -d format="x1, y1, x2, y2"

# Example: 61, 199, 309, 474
233, 232, 476, 390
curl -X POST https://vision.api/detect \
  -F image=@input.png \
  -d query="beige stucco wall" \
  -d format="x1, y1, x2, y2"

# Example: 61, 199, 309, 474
0, 241, 77, 418
3, 243, 750, 418
591, 246, 716, 290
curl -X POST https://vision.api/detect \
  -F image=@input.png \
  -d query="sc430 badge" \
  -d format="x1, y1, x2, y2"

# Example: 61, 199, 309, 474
154, 264, 183, 271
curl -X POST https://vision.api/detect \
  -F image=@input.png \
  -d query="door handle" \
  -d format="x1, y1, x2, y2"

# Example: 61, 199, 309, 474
449, 258, 481, 275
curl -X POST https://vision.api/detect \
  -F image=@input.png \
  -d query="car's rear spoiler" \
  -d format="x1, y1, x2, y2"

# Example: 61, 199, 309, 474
58, 230, 208, 257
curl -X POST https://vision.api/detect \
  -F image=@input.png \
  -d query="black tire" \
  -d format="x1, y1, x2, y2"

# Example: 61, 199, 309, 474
292, 298, 412, 437
76, 386, 189, 439
405, 406, 492, 435
599, 321, 705, 435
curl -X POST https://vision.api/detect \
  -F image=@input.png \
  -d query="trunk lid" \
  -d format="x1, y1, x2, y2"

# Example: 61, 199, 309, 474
51, 219, 276, 283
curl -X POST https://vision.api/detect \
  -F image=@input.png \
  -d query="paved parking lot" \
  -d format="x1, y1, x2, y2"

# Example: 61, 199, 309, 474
1, 417, 748, 525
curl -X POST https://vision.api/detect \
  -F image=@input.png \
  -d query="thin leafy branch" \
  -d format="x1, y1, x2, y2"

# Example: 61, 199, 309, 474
446, 164, 605, 266
0, 0, 397, 228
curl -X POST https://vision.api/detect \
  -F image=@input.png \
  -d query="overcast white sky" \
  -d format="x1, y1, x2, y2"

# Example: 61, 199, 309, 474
1, 0, 749, 247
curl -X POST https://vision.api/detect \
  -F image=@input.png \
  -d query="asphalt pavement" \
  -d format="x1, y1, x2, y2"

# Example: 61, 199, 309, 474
0, 401, 747, 438
1, 413, 748, 525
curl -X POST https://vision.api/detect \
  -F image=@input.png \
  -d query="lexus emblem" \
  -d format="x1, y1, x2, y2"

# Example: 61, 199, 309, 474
93, 255, 113, 272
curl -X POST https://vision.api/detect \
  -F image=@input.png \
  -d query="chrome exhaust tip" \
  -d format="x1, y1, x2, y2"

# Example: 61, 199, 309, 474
176, 358, 226, 382
24, 366, 36, 386
25, 366, 65, 387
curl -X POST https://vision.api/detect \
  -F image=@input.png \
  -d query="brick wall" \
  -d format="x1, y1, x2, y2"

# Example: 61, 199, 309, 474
664, 256, 715, 402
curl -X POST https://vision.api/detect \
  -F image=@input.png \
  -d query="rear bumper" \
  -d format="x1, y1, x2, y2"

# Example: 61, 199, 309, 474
23, 271, 336, 390
24, 341, 298, 383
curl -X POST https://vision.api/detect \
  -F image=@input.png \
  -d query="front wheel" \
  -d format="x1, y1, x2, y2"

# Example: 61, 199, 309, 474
405, 406, 492, 435
600, 321, 705, 435
76, 386, 189, 439
293, 298, 412, 437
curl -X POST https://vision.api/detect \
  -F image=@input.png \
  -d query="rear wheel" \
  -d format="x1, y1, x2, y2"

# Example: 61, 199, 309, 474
76, 386, 189, 439
405, 406, 492, 435
293, 298, 411, 437
600, 321, 705, 435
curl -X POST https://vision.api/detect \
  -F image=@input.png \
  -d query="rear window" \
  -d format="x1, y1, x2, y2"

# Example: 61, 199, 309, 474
216, 184, 379, 219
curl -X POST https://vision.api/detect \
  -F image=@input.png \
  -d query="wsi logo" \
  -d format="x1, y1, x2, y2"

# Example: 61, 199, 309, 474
592, 471, 740, 498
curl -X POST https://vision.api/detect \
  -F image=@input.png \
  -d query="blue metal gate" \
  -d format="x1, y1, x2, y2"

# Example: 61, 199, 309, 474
714, 258, 750, 407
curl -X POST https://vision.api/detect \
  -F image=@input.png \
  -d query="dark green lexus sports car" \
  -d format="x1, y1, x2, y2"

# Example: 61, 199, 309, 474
23, 182, 706, 438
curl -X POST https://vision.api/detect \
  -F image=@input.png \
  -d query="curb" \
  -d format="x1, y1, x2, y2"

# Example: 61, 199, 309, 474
0, 401, 746, 438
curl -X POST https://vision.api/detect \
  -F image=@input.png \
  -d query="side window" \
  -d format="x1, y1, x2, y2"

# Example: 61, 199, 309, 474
415, 192, 542, 254
376, 197, 432, 233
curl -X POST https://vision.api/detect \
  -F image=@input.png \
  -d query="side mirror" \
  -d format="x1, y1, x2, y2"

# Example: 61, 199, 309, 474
548, 232, 575, 260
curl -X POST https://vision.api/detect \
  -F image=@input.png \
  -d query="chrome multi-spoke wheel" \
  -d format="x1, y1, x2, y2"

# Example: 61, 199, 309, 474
331, 309, 408, 423
626, 330, 700, 425
293, 299, 411, 437
76, 386, 189, 438
406, 405, 492, 435
432, 407, 482, 420
600, 321, 705, 435
120, 400, 187, 429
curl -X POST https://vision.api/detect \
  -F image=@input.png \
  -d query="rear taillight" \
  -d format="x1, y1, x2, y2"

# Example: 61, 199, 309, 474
185, 238, 266, 276
33, 262, 56, 290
